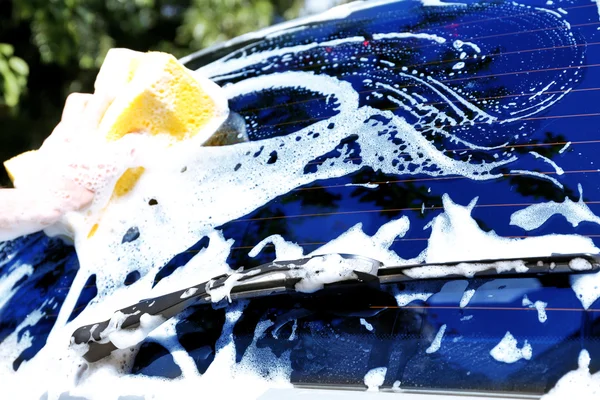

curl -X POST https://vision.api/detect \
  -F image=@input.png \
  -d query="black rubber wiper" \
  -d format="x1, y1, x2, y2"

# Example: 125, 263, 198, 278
71, 252, 600, 363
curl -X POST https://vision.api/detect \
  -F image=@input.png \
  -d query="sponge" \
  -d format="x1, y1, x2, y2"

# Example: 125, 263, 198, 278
96, 49, 228, 143
4, 48, 229, 194
4, 150, 38, 184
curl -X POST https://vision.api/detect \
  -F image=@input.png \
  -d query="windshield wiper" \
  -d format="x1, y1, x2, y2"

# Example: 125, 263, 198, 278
71, 252, 600, 362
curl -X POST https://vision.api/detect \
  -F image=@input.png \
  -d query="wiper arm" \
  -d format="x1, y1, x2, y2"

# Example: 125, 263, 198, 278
71, 253, 600, 363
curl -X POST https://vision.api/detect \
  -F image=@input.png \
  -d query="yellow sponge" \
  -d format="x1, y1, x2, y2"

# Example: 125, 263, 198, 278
97, 50, 227, 143
4, 48, 229, 196
4, 150, 38, 184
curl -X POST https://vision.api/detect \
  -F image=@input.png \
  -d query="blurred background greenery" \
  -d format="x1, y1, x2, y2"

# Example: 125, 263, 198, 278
0, 0, 345, 185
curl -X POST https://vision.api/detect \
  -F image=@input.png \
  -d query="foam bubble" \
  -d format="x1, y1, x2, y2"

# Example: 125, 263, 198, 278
522, 295, 548, 323
425, 324, 447, 354
459, 289, 475, 308
364, 367, 387, 391
510, 184, 600, 231
360, 318, 374, 332
542, 350, 600, 400
490, 332, 532, 364
571, 271, 600, 310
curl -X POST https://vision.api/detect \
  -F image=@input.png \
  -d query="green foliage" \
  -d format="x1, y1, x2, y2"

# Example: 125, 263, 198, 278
178, 0, 277, 49
0, 44, 29, 111
0, 0, 307, 185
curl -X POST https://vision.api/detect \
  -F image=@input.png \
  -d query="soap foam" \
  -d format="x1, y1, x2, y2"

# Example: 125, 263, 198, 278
510, 184, 600, 231
490, 331, 532, 364
459, 289, 476, 308
360, 318, 374, 332
542, 350, 600, 400
3, 191, 596, 399
364, 367, 387, 391
522, 295, 548, 323
422, 195, 598, 264
205, 271, 245, 303
105, 313, 166, 350
571, 271, 600, 309
570, 258, 593, 271
0, 261, 32, 310
425, 324, 447, 354
288, 253, 373, 293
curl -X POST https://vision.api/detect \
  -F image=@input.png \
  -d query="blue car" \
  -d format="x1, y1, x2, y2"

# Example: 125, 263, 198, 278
2, 0, 600, 398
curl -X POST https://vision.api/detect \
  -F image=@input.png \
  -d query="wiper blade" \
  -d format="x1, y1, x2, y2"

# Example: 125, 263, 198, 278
71, 252, 600, 363
377, 253, 600, 282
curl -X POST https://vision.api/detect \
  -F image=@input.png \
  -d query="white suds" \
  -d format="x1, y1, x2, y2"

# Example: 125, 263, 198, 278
452, 62, 465, 70
459, 289, 476, 308
522, 295, 548, 323
510, 184, 600, 231
104, 312, 166, 350
542, 350, 600, 400
364, 367, 387, 391
0, 262, 33, 310
372, 32, 447, 44
289, 254, 375, 293
559, 141, 571, 154
422, 195, 597, 264
529, 151, 564, 175
490, 332, 532, 364
570, 258, 593, 271
571, 271, 600, 310
421, 0, 466, 7
425, 324, 447, 354
360, 318, 374, 332
344, 182, 379, 189
206, 271, 245, 303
